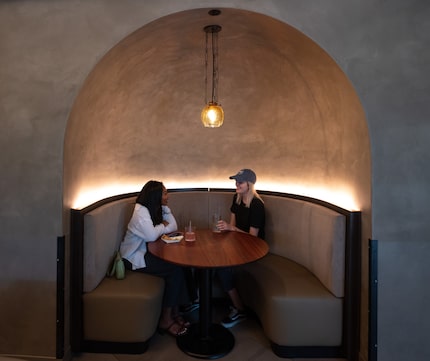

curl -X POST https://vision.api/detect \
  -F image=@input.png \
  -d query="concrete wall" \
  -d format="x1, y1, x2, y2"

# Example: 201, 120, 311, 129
0, 1, 429, 361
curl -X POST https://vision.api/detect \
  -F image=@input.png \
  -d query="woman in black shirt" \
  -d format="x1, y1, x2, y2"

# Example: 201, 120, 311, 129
216, 169, 265, 328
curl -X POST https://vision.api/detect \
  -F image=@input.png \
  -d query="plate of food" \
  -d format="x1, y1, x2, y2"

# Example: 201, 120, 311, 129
161, 232, 184, 243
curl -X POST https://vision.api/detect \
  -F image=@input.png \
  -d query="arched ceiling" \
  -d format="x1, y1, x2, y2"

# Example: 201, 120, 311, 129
64, 8, 370, 211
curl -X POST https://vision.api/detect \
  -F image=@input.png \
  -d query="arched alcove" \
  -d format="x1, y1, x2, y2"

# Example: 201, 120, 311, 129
63, 7, 371, 357
64, 7, 370, 214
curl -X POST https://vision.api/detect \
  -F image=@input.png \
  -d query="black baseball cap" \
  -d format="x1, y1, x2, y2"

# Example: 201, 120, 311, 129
229, 169, 257, 184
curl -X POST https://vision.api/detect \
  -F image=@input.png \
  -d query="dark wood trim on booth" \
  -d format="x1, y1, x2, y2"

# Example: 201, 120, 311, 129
70, 208, 84, 352
82, 340, 149, 354
272, 345, 343, 359
344, 211, 362, 361
70, 188, 361, 359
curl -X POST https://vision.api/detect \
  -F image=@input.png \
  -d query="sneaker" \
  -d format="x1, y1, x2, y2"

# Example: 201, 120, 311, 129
221, 306, 247, 328
180, 301, 200, 315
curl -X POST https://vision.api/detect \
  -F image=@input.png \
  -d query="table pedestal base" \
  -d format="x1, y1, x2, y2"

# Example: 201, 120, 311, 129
176, 323, 234, 359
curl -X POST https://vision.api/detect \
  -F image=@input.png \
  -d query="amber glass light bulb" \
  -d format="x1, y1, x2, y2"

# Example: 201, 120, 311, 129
201, 102, 224, 127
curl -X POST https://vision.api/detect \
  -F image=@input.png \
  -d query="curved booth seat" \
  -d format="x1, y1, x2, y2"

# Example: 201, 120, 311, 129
70, 188, 361, 359
83, 271, 163, 344
71, 194, 165, 354
237, 254, 343, 346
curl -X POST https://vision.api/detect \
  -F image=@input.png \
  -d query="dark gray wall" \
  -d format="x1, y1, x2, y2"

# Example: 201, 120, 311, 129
0, 1, 429, 361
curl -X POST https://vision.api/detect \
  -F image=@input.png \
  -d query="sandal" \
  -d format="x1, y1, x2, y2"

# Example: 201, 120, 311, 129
158, 321, 188, 337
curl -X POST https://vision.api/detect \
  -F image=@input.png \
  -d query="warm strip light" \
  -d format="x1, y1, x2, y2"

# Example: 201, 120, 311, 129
72, 180, 359, 211
72, 183, 140, 210
72, 181, 210, 209
258, 181, 358, 211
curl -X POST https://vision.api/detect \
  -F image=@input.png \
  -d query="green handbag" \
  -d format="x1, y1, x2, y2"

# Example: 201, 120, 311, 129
107, 250, 125, 280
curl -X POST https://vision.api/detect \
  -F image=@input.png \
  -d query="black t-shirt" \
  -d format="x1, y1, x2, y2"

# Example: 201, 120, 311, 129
230, 194, 265, 240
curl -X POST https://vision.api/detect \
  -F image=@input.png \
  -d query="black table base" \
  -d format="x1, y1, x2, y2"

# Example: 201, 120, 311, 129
177, 268, 235, 359
177, 323, 234, 359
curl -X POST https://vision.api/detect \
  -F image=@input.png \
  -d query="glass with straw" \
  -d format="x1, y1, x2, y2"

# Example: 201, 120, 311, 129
184, 220, 196, 242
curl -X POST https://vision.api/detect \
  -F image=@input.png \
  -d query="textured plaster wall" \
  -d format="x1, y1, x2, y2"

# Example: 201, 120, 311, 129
0, 1, 429, 361
64, 9, 369, 210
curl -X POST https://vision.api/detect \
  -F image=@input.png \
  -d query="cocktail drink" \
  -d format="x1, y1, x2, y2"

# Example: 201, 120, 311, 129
185, 222, 196, 242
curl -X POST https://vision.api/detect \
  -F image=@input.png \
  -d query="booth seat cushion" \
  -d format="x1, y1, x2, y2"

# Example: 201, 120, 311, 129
263, 195, 346, 297
83, 197, 135, 293
83, 270, 164, 343
236, 253, 343, 346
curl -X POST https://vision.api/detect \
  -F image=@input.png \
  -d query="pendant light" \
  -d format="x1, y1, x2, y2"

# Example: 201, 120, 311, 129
201, 23, 224, 128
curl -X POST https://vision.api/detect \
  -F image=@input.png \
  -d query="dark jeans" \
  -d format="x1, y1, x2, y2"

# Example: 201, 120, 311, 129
124, 253, 188, 307
183, 267, 200, 302
214, 267, 235, 292
184, 267, 235, 300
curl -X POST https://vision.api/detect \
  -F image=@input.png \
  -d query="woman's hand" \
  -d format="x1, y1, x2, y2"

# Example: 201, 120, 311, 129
217, 220, 233, 232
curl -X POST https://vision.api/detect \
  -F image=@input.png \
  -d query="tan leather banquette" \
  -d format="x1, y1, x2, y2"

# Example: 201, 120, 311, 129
70, 189, 361, 359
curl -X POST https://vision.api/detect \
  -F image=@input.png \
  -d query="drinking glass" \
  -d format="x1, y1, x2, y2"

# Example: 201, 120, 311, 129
212, 213, 221, 233
185, 225, 196, 242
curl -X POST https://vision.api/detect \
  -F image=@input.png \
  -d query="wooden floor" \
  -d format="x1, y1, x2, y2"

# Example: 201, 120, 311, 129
71, 301, 346, 361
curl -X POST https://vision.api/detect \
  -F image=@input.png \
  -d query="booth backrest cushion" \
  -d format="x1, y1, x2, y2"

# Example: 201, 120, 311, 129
263, 195, 346, 297
83, 197, 136, 293
170, 191, 346, 297
82, 191, 346, 297
168, 191, 233, 230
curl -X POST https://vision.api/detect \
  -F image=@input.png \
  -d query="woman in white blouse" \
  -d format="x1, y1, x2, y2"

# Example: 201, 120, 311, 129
121, 180, 188, 337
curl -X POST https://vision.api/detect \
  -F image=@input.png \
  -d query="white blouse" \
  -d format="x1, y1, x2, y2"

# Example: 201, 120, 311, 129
120, 204, 177, 269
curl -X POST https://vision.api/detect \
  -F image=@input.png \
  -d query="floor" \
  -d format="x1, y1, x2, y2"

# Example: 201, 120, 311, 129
1, 301, 346, 361
69, 301, 346, 361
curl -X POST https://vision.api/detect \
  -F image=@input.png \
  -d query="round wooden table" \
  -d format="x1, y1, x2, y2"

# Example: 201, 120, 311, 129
148, 229, 268, 359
